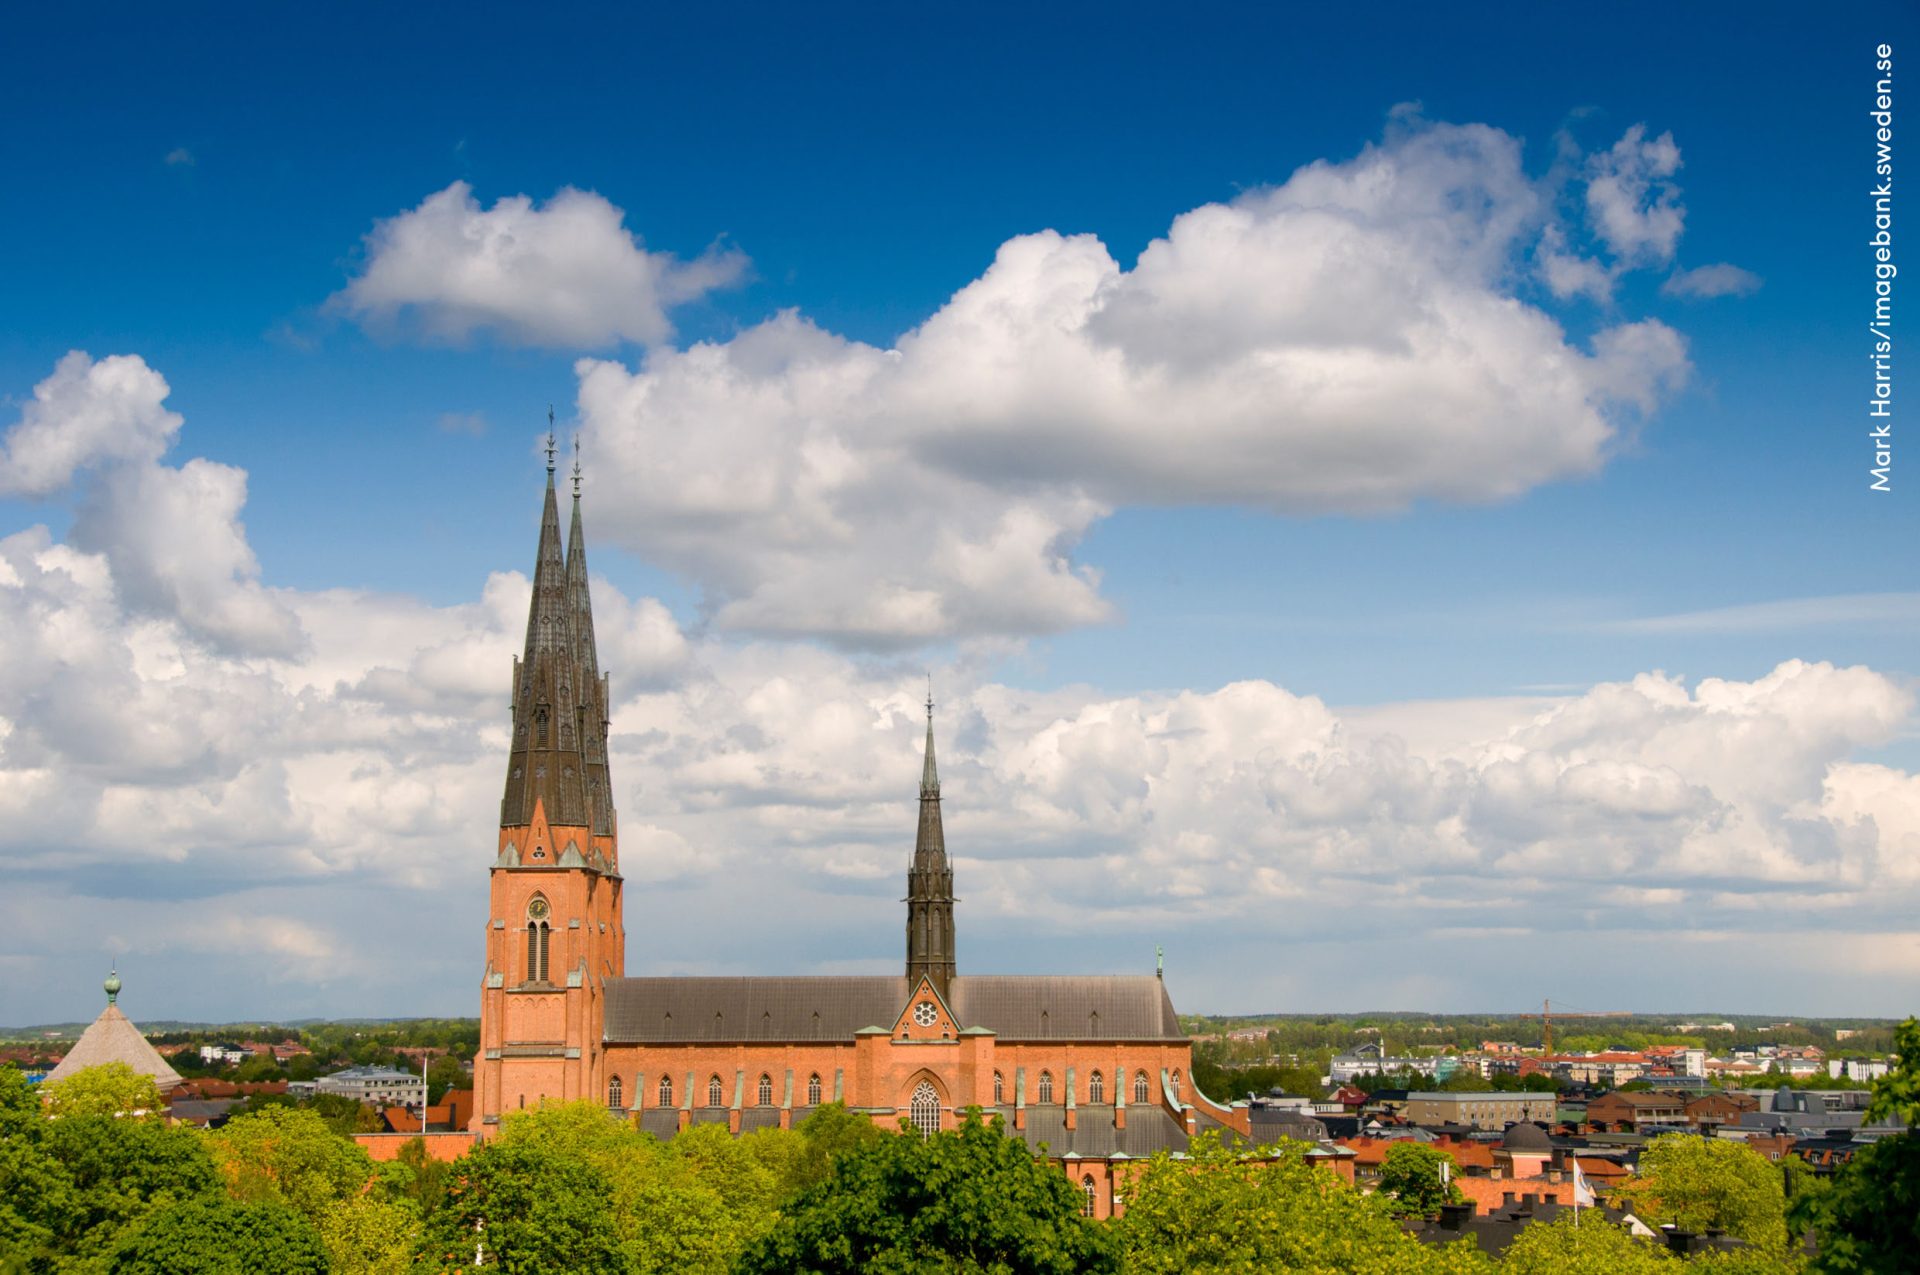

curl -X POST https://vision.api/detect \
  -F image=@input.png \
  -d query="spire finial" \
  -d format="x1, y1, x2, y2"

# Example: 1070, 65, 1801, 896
104, 963, 122, 1005
571, 434, 582, 499
1155, 945, 1164, 979
926, 673, 934, 720
545, 406, 557, 476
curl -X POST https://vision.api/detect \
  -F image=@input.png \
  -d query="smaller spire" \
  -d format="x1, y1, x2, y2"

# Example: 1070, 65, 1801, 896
545, 406, 557, 476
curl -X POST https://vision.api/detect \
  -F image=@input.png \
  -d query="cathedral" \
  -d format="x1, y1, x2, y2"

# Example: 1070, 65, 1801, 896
471, 454, 1249, 1215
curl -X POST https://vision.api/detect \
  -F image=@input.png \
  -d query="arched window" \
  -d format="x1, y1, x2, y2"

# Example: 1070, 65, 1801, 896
993, 1071, 1004, 1104
1082, 1175, 1098, 1217
525, 897, 551, 983
1038, 1071, 1054, 1103
757, 1074, 773, 1106
658, 1075, 673, 1107
1089, 1071, 1105, 1104
1134, 1072, 1149, 1104
910, 1081, 940, 1139
707, 1075, 724, 1107
807, 1074, 822, 1106
607, 1076, 622, 1110
1171, 1069, 1182, 1097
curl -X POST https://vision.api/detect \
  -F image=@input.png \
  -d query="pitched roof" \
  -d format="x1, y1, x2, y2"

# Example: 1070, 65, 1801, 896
44, 1003, 183, 1092
602, 974, 1186, 1043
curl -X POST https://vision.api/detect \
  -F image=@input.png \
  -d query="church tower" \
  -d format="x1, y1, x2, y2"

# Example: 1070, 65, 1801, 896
473, 432, 624, 1130
905, 692, 956, 998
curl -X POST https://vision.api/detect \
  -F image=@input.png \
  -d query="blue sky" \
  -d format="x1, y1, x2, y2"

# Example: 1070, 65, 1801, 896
1, 2, 1916, 1025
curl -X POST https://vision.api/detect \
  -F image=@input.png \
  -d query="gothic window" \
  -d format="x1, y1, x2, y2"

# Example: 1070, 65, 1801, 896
757, 1074, 773, 1106
1081, 1175, 1097, 1217
913, 1002, 938, 1028
536, 706, 550, 746
807, 1074, 822, 1106
1089, 1071, 1105, 1104
1038, 1071, 1054, 1104
1134, 1072, 1149, 1104
707, 1075, 724, 1107
910, 1081, 940, 1140
1171, 1069, 1182, 1096
994, 1071, 1004, 1104
525, 897, 551, 983
607, 1076, 622, 1111
658, 1075, 673, 1107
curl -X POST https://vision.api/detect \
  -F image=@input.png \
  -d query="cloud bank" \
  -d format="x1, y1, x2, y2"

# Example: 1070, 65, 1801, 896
572, 117, 1694, 646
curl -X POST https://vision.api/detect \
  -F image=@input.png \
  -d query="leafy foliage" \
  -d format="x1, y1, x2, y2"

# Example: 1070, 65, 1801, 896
1379, 1141, 1465, 1218
743, 1108, 1119, 1274
1795, 1016, 1920, 1272
419, 1137, 625, 1273
1618, 1134, 1788, 1252
40, 1060, 164, 1118
1117, 1133, 1488, 1273
1497, 1211, 1675, 1274
108, 1196, 330, 1274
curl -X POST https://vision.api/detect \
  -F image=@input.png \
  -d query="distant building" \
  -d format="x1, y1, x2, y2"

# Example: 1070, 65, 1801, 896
1827, 1058, 1890, 1082
1402, 1092, 1556, 1131
43, 970, 182, 1098
317, 1064, 427, 1108
1328, 1042, 1460, 1084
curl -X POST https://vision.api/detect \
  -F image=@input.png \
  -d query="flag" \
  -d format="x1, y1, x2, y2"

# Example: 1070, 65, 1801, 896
1571, 1157, 1595, 1208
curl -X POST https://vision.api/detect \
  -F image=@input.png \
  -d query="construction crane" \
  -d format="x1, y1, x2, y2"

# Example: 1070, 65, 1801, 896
1515, 998, 1630, 1055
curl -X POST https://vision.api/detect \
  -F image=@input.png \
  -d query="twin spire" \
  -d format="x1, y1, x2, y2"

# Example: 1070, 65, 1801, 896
501, 413, 614, 840
907, 684, 956, 995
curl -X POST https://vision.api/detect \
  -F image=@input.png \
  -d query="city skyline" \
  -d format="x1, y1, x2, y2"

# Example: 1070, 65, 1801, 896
0, 2, 1915, 1024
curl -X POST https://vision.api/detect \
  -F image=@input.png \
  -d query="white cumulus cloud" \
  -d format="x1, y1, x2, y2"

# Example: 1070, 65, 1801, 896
578, 117, 1693, 646
331, 181, 748, 347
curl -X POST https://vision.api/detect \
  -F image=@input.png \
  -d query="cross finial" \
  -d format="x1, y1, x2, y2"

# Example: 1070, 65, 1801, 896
926, 673, 934, 720
571, 435, 582, 498
545, 406, 557, 475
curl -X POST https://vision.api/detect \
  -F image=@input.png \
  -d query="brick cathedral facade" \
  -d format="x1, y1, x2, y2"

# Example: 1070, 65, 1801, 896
472, 459, 1248, 1214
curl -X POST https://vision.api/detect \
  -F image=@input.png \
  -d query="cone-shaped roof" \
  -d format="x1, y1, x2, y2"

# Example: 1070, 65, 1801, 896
44, 982, 183, 1093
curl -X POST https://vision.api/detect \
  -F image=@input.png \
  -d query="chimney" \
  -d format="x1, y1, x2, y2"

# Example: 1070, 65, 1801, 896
1437, 1202, 1476, 1231
1502, 1192, 1516, 1208
1521, 1193, 1538, 1213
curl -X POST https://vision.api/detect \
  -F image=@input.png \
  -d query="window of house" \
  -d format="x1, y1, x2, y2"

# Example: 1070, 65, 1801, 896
658, 1075, 673, 1106
994, 1071, 1004, 1104
1038, 1071, 1054, 1103
708, 1075, 724, 1107
758, 1074, 773, 1106
1082, 1175, 1097, 1217
607, 1076, 622, 1110
807, 1074, 822, 1106
910, 1081, 940, 1140
1171, 1069, 1182, 1094
1134, 1072, 1149, 1104
1089, 1071, 1104, 1103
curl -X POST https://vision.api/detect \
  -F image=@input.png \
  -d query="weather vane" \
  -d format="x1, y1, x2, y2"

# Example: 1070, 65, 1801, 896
545, 406, 557, 474
926, 672, 934, 718
571, 434, 582, 498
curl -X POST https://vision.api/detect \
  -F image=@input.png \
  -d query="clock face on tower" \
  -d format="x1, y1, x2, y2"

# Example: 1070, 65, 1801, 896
528, 898, 550, 922
912, 1002, 938, 1028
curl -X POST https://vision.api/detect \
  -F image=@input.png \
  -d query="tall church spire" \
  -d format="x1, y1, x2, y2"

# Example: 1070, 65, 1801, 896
566, 440, 614, 838
906, 687, 956, 996
500, 424, 609, 835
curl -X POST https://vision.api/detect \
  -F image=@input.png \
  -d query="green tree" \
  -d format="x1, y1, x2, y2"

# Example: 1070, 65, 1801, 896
1618, 1134, 1787, 1253
1796, 1015, 1920, 1272
1498, 1210, 1675, 1274
1116, 1133, 1488, 1274
428, 1054, 469, 1103
0, 1064, 38, 1138
742, 1109, 1119, 1274
419, 1137, 625, 1273
1378, 1141, 1464, 1218
109, 1196, 329, 1275
41, 1062, 164, 1118
209, 1105, 414, 1274
36, 1114, 223, 1265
